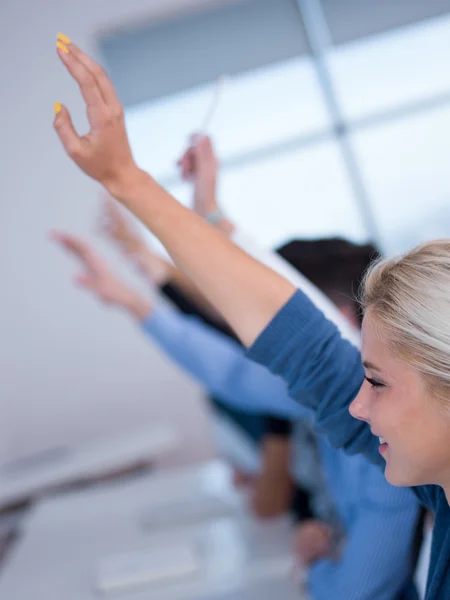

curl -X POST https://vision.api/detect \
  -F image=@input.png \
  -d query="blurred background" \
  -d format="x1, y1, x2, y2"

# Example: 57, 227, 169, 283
2, 0, 450, 472
0, 1, 448, 593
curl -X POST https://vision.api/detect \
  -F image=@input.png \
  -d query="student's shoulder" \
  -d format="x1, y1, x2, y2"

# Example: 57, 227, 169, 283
413, 484, 447, 512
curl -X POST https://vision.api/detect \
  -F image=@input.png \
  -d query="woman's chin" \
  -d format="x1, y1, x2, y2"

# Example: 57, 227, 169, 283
384, 460, 420, 487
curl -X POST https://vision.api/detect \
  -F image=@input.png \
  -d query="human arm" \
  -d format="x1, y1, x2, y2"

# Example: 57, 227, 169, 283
142, 304, 310, 420
53, 42, 375, 462
51, 233, 152, 322
51, 233, 308, 423
250, 432, 294, 518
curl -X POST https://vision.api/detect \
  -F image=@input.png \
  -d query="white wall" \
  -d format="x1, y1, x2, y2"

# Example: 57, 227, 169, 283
0, 0, 230, 466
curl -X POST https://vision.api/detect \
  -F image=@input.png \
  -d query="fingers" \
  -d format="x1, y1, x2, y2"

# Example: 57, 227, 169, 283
97, 194, 114, 236
53, 105, 83, 160
51, 231, 81, 251
51, 232, 88, 255
178, 133, 207, 178
177, 147, 195, 180
103, 200, 130, 241
51, 232, 103, 274
101, 199, 131, 245
57, 44, 106, 118
101, 198, 119, 234
69, 44, 121, 110
177, 147, 194, 180
194, 135, 216, 167
177, 134, 217, 181
75, 272, 94, 290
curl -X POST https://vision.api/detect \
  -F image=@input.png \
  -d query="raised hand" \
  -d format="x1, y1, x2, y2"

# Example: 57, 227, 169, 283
51, 232, 151, 320
52, 37, 296, 350
101, 198, 171, 286
54, 36, 142, 196
101, 197, 147, 257
177, 134, 219, 218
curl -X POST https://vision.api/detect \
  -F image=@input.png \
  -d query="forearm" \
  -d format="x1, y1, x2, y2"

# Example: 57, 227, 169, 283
135, 248, 172, 288
211, 216, 235, 238
114, 171, 296, 347
168, 265, 224, 323
251, 435, 293, 518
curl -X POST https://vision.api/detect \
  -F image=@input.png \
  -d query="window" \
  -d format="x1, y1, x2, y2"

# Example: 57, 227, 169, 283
125, 56, 332, 179
327, 15, 450, 122
351, 105, 450, 254
103, 0, 450, 257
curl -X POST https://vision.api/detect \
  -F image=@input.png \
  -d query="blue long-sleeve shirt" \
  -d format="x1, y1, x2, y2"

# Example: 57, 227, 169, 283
247, 290, 450, 600
142, 304, 419, 600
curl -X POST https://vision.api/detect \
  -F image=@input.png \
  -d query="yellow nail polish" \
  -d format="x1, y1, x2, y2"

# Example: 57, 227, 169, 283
57, 33, 71, 45
54, 102, 62, 115
56, 40, 69, 54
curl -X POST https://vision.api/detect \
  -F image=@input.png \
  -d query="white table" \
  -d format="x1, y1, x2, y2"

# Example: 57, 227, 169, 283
0, 425, 178, 509
0, 461, 307, 600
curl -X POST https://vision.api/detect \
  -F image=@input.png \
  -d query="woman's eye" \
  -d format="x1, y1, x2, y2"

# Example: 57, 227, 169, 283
365, 376, 385, 389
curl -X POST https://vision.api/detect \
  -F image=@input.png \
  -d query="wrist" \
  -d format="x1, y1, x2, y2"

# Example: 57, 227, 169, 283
106, 167, 153, 207
135, 252, 172, 288
194, 179, 218, 218
108, 170, 179, 243
121, 290, 152, 321
204, 207, 235, 237
197, 196, 219, 219
214, 218, 235, 237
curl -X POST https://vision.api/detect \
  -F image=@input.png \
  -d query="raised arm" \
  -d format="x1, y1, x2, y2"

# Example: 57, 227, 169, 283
53, 40, 375, 462
177, 134, 235, 238
51, 232, 152, 322
53, 41, 295, 347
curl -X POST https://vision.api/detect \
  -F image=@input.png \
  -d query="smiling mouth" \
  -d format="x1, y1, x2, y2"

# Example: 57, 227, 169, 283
378, 437, 389, 455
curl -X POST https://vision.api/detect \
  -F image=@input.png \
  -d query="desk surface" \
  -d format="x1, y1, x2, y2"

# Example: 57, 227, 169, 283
0, 461, 307, 600
0, 425, 178, 508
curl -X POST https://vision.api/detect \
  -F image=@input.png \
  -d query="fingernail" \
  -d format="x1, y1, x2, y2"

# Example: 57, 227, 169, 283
56, 40, 69, 54
57, 33, 71, 45
54, 102, 62, 115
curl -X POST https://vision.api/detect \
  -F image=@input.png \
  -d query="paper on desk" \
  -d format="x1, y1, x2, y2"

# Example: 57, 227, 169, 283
95, 543, 201, 595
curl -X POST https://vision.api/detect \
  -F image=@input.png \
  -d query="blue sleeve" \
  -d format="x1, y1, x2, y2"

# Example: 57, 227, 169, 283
308, 476, 419, 600
247, 290, 382, 467
141, 304, 311, 420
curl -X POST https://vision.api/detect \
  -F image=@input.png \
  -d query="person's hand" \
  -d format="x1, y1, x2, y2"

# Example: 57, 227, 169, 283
293, 519, 334, 567
101, 197, 147, 256
250, 438, 293, 518
51, 232, 151, 320
101, 198, 171, 287
177, 134, 219, 218
54, 39, 144, 197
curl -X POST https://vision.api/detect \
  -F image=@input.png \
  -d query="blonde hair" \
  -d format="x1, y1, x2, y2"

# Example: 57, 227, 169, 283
361, 240, 450, 406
